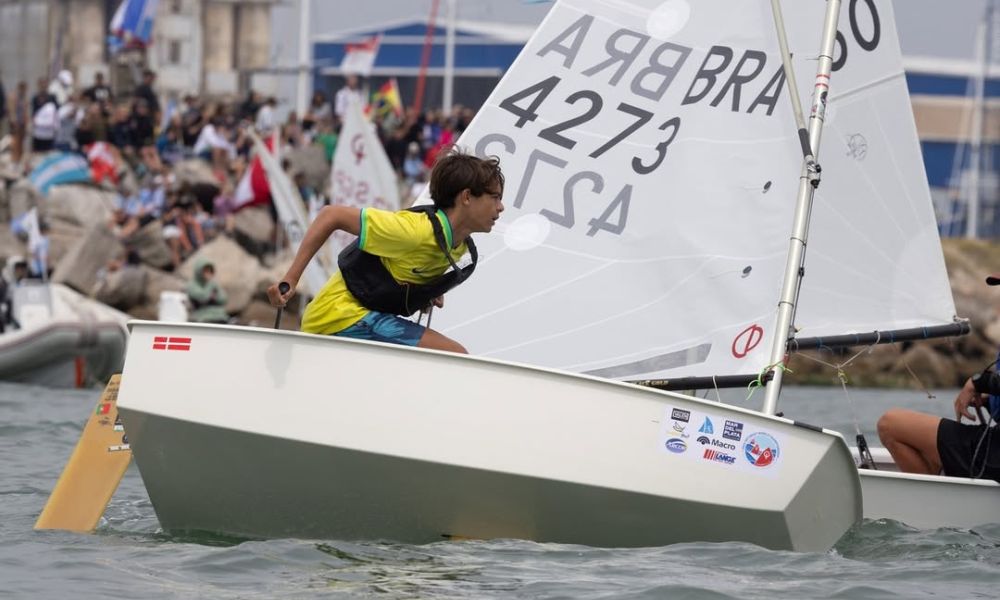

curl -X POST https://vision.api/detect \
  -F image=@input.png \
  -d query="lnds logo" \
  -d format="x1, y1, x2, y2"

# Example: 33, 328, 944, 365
665, 438, 687, 454
744, 432, 781, 467
698, 417, 714, 435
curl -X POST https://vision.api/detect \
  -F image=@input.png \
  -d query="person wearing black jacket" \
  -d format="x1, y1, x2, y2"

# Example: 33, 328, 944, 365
878, 275, 1000, 481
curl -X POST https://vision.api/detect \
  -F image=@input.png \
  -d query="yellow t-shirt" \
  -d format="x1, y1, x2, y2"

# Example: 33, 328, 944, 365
300, 207, 469, 335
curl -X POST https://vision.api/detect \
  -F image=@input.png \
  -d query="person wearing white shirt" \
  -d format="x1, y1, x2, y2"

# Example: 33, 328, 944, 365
334, 75, 363, 122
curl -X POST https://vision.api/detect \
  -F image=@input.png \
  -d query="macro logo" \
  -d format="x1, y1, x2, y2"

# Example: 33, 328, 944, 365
702, 449, 736, 464
711, 438, 736, 451
744, 432, 781, 467
671, 408, 691, 423
698, 417, 714, 434
665, 438, 687, 454
696, 435, 711, 445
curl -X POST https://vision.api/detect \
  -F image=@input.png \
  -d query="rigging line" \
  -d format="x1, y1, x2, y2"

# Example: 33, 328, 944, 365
902, 361, 936, 401
747, 361, 791, 402
826, 70, 906, 104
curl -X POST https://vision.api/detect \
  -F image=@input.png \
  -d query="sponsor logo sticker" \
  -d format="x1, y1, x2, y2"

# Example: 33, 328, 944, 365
671, 408, 691, 423
711, 438, 736, 451
698, 417, 714, 435
744, 432, 781, 467
665, 438, 687, 454
703, 448, 737, 464
723, 420, 744, 441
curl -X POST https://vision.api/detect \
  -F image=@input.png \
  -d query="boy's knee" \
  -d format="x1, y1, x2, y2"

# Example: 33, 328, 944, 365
876, 409, 904, 442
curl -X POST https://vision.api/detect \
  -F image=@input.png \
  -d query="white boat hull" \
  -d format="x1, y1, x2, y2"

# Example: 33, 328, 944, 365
854, 448, 1000, 529
118, 322, 861, 551
0, 284, 128, 387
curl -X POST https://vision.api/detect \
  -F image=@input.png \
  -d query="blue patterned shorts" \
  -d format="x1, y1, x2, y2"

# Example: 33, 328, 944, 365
334, 311, 425, 346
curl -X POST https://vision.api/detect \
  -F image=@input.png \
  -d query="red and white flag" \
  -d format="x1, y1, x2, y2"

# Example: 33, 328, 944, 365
340, 34, 381, 77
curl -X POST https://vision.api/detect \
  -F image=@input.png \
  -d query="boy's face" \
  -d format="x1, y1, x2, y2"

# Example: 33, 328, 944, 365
466, 183, 505, 234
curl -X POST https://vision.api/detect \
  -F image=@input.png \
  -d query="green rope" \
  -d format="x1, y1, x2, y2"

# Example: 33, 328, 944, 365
746, 362, 793, 402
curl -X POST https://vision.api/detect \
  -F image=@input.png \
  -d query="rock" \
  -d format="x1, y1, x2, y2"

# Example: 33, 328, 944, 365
888, 345, 958, 390
173, 159, 221, 189
125, 220, 174, 269
129, 266, 187, 320
45, 184, 119, 229
179, 236, 262, 314
46, 220, 85, 267
0, 226, 23, 264
92, 265, 148, 311
286, 145, 330, 194
237, 299, 301, 330
51, 224, 123, 294
6, 179, 41, 221
232, 205, 275, 256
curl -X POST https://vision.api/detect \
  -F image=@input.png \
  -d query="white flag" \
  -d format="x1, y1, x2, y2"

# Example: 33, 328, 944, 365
339, 34, 381, 77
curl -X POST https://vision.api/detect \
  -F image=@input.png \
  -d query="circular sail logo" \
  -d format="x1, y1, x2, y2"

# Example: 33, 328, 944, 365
743, 432, 780, 467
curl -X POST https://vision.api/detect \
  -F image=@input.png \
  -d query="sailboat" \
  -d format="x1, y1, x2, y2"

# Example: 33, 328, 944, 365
414, 0, 996, 529
111, 0, 893, 551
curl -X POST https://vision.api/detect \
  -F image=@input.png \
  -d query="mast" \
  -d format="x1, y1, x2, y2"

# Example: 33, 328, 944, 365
761, 0, 843, 416
964, 0, 995, 238
443, 0, 457, 114
296, 0, 311, 117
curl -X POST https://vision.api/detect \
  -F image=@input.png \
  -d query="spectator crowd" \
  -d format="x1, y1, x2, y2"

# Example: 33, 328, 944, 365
0, 67, 479, 324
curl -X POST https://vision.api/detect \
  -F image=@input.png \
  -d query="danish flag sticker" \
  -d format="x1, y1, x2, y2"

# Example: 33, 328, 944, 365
152, 336, 192, 351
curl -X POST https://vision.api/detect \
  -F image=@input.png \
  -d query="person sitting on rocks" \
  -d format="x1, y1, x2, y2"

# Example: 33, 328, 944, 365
877, 274, 1000, 482
186, 258, 229, 324
162, 189, 205, 269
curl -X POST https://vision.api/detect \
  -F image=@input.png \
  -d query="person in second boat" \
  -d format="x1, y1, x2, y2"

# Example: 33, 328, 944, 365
877, 273, 1000, 481
266, 149, 504, 354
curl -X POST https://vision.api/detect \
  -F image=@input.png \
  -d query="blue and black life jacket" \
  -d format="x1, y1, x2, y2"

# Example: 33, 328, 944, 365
338, 205, 477, 317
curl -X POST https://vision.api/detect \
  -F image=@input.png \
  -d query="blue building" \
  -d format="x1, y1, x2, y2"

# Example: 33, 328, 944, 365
312, 18, 532, 112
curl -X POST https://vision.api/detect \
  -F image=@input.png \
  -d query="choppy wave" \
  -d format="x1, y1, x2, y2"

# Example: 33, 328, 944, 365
4, 382, 999, 599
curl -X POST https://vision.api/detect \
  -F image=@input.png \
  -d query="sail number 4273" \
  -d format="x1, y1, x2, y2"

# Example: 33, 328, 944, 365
498, 75, 681, 176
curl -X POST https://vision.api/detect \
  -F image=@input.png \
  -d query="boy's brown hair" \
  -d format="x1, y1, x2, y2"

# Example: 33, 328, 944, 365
429, 150, 504, 209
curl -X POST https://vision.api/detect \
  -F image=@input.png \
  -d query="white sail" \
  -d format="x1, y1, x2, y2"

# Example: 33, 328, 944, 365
248, 132, 330, 297
418, 0, 956, 381
329, 100, 401, 256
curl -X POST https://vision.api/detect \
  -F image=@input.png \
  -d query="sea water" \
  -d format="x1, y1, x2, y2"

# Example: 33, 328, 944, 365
2, 382, 998, 599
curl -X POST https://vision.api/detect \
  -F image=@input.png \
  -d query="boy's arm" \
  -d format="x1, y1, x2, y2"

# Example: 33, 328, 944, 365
267, 205, 361, 306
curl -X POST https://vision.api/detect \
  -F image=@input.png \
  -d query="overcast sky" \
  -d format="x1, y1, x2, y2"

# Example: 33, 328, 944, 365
273, 0, 993, 65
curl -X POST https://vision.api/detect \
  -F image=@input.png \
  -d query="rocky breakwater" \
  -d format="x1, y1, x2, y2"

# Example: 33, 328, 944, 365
0, 178, 301, 331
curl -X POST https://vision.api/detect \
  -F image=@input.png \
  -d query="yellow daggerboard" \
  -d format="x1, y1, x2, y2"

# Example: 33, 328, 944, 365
35, 374, 132, 532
